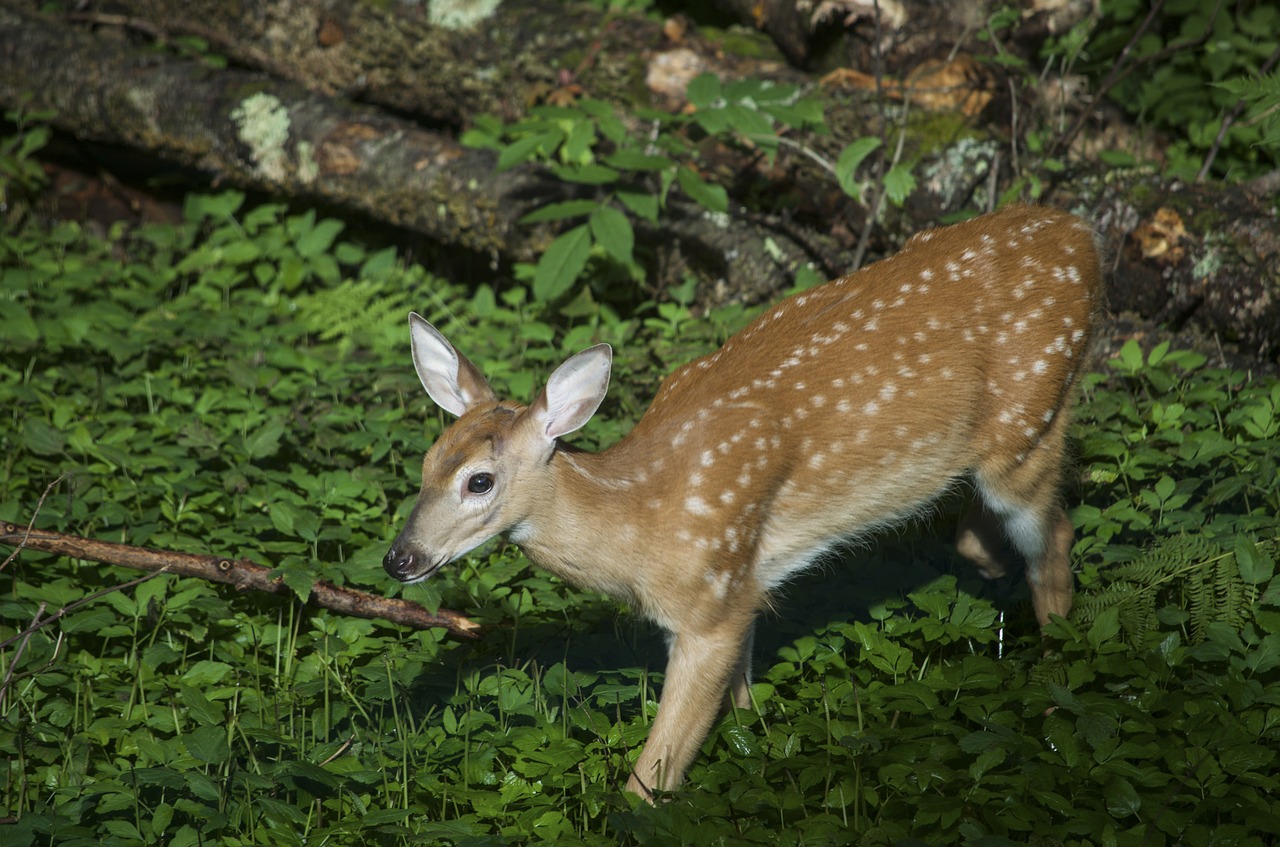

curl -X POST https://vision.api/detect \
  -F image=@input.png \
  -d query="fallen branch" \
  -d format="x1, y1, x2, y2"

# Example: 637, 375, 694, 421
0, 521, 481, 639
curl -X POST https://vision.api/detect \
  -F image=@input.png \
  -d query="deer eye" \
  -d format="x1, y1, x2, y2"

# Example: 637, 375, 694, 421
466, 473, 494, 495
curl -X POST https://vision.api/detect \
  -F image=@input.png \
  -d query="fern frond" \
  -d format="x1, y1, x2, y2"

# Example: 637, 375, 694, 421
1213, 67, 1280, 102
1186, 555, 1215, 643
291, 278, 414, 347
1214, 68, 1280, 146
1077, 534, 1258, 646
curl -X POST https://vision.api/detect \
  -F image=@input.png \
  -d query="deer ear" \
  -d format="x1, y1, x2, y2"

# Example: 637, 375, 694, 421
534, 344, 612, 439
408, 313, 497, 417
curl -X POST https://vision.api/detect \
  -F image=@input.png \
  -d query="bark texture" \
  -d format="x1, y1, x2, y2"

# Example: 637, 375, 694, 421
73, 0, 796, 128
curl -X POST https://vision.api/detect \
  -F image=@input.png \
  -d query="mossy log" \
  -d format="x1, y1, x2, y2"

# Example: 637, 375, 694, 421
0, 6, 821, 302
15, 0, 801, 129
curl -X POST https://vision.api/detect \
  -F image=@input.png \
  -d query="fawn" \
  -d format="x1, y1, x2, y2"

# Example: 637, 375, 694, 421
384, 203, 1101, 798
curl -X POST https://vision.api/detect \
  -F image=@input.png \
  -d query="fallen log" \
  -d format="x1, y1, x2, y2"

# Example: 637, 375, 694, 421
0, 5, 820, 302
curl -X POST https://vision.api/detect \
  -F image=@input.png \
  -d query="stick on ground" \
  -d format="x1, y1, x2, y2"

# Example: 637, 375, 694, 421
0, 521, 481, 639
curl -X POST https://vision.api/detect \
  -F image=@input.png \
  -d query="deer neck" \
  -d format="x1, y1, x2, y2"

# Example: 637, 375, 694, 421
507, 439, 661, 606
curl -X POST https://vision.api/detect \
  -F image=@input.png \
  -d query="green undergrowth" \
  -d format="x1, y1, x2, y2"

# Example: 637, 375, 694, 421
2, 192, 1279, 846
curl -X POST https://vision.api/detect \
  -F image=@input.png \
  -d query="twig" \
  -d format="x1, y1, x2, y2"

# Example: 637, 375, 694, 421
850, 0, 888, 272
0, 567, 176, 708
1051, 0, 1224, 158
318, 734, 357, 767
1, 473, 66, 574
1049, 0, 1165, 157
0, 571, 167, 653
0, 523, 481, 639
770, 134, 839, 177
986, 149, 1001, 213
1195, 42, 1280, 182
0, 602, 46, 710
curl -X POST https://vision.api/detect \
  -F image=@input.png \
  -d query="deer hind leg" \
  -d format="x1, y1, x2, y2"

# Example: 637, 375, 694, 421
965, 414, 1076, 626
956, 496, 1014, 580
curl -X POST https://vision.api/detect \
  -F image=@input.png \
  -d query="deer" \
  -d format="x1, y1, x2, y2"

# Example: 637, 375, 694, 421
383, 203, 1101, 799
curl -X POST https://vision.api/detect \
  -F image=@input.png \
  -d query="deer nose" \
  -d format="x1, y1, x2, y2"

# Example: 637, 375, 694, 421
383, 545, 418, 581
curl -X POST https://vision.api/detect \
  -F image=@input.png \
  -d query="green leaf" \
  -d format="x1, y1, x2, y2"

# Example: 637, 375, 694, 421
1, 302, 40, 344
588, 206, 634, 263
675, 167, 728, 213
603, 150, 673, 171
103, 821, 144, 841
360, 245, 397, 279
1087, 606, 1121, 651
22, 419, 65, 456
723, 103, 775, 138
686, 73, 722, 108
179, 684, 225, 727
270, 500, 302, 535
549, 163, 620, 185
1104, 775, 1141, 817
182, 660, 233, 686
883, 163, 916, 206
1235, 535, 1274, 585
519, 200, 600, 225
497, 131, 560, 170
281, 568, 315, 602
617, 189, 659, 222
220, 239, 263, 265
152, 802, 174, 836
694, 108, 731, 135
185, 191, 245, 221
835, 138, 882, 199
766, 98, 825, 128
722, 725, 758, 757
1114, 339, 1144, 374
184, 725, 230, 764
532, 225, 591, 303
244, 417, 286, 459
561, 120, 597, 166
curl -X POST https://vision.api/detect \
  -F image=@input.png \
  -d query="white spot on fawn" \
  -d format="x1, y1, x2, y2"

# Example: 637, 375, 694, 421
706, 573, 737, 601
685, 495, 711, 515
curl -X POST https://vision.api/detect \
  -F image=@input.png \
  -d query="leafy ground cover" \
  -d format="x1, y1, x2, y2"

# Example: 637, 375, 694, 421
2, 191, 1279, 847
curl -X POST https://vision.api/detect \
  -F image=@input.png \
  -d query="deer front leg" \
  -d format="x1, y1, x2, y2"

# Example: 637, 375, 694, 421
728, 622, 755, 710
626, 616, 754, 799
